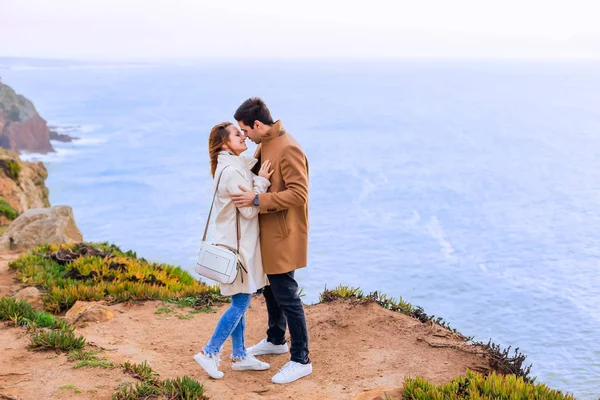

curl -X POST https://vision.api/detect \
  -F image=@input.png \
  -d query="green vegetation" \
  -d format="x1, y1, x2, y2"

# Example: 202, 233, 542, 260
0, 296, 66, 330
59, 384, 83, 394
400, 370, 575, 400
9, 105, 21, 121
162, 376, 207, 400
114, 361, 207, 400
320, 285, 532, 382
29, 326, 86, 351
0, 159, 22, 181
0, 198, 19, 220
9, 242, 222, 313
68, 349, 117, 369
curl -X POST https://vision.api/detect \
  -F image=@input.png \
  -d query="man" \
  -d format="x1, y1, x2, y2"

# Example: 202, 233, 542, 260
230, 97, 312, 384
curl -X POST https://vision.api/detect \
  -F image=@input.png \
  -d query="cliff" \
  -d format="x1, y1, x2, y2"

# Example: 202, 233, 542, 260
0, 81, 55, 154
0, 148, 50, 227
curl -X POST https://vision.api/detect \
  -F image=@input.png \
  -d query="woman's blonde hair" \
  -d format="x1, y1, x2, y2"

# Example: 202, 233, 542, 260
208, 122, 232, 177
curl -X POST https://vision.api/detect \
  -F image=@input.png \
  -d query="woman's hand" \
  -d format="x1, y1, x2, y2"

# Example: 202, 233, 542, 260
258, 160, 274, 180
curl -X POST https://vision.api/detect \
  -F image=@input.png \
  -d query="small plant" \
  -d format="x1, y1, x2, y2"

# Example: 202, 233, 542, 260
59, 384, 82, 394
29, 326, 86, 352
0, 198, 19, 220
0, 296, 66, 330
112, 381, 160, 400
0, 159, 22, 181
162, 376, 207, 400
402, 369, 575, 400
122, 361, 159, 384
8, 105, 21, 122
68, 349, 117, 369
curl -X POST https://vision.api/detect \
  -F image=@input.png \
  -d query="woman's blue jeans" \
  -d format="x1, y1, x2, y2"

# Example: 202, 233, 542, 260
203, 293, 251, 359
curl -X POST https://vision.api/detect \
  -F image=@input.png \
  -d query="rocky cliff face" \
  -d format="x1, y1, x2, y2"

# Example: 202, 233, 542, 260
0, 148, 50, 226
0, 81, 55, 154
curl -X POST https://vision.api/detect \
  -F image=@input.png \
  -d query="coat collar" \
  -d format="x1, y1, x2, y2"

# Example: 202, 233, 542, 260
217, 151, 258, 171
260, 120, 285, 144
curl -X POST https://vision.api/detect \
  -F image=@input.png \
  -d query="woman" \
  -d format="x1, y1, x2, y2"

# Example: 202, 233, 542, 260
194, 122, 273, 379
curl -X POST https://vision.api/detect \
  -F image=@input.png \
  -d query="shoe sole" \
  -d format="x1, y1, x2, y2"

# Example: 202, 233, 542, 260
272, 369, 312, 384
232, 364, 270, 371
248, 347, 289, 356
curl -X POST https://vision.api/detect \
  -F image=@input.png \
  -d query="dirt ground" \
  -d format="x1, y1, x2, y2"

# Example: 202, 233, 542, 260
0, 252, 491, 400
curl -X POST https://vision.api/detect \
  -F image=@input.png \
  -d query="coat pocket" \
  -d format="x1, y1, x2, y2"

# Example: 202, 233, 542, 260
277, 211, 289, 239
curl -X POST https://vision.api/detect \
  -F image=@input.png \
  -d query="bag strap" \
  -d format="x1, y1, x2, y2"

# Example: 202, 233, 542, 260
202, 165, 241, 253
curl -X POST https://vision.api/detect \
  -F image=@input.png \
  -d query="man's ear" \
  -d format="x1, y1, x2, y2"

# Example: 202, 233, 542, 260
254, 120, 263, 130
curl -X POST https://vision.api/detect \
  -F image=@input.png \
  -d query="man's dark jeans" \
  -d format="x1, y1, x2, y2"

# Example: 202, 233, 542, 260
263, 271, 310, 364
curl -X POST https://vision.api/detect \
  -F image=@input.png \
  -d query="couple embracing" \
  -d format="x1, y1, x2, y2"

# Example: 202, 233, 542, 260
193, 98, 312, 385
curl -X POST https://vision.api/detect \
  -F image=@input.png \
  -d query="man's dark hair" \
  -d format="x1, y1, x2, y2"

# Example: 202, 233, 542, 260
234, 97, 274, 127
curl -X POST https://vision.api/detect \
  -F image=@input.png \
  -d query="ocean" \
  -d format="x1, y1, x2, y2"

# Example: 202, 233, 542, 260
3, 59, 599, 398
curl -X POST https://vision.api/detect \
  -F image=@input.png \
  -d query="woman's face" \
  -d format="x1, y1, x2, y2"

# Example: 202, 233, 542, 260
224, 124, 247, 155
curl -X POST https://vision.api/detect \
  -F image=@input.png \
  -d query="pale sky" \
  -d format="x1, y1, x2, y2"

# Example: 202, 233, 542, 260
2, 0, 600, 60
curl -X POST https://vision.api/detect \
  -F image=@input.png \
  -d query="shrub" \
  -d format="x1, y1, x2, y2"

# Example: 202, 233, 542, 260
0, 159, 22, 181
162, 376, 207, 400
8, 105, 21, 122
28, 326, 86, 352
112, 381, 161, 400
9, 242, 222, 313
0, 296, 66, 330
402, 369, 575, 400
0, 198, 19, 220
123, 361, 160, 384
115, 361, 207, 400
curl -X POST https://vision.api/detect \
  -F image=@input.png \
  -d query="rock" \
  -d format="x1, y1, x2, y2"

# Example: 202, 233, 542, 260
0, 206, 83, 251
353, 387, 404, 400
0, 148, 50, 227
65, 301, 115, 327
13, 286, 45, 310
49, 130, 77, 143
0, 82, 55, 154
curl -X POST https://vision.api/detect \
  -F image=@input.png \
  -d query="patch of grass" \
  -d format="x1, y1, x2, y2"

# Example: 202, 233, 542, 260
401, 369, 575, 400
68, 349, 117, 369
0, 159, 22, 181
112, 381, 161, 400
319, 285, 534, 382
115, 361, 207, 400
155, 306, 173, 315
9, 242, 223, 313
122, 361, 159, 384
0, 296, 67, 330
0, 198, 19, 220
59, 384, 82, 394
162, 376, 207, 400
28, 326, 86, 352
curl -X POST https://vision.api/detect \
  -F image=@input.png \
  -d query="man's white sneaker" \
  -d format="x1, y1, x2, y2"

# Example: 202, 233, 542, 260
271, 361, 312, 384
247, 339, 289, 356
193, 352, 224, 379
232, 355, 270, 371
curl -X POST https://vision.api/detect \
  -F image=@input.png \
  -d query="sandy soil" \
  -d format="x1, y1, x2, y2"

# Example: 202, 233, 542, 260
0, 253, 491, 400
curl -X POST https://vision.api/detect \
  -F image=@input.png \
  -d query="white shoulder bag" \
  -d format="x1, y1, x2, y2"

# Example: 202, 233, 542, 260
195, 166, 247, 284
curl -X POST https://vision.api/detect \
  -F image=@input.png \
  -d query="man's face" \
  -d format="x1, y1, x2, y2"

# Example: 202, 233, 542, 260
238, 121, 261, 144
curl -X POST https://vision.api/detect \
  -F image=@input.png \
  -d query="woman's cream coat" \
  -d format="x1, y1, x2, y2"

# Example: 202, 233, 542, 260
212, 152, 269, 296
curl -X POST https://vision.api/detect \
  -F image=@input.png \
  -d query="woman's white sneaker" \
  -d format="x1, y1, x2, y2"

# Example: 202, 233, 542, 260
271, 361, 312, 384
193, 352, 224, 379
247, 338, 289, 356
232, 354, 270, 371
